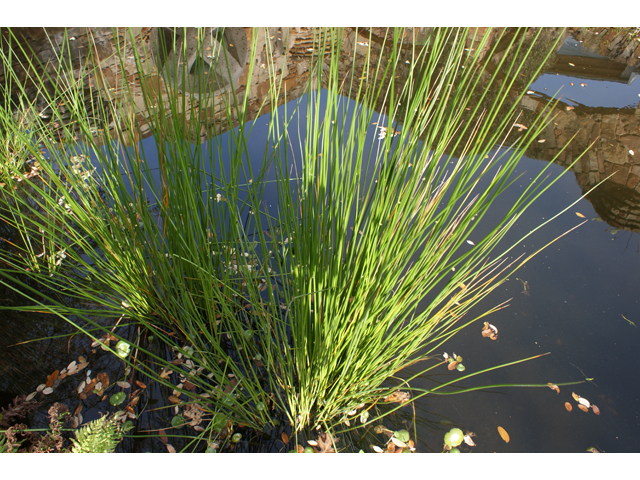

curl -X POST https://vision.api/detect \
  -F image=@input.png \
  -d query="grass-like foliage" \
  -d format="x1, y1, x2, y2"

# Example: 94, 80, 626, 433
0, 27, 579, 441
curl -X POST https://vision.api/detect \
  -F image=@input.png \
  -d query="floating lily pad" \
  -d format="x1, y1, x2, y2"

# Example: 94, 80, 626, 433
395, 429, 410, 443
212, 413, 227, 431
171, 415, 186, 429
444, 428, 464, 447
115, 340, 131, 359
109, 392, 126, 406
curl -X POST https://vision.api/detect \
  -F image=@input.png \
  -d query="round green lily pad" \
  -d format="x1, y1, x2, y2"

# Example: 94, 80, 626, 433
109, 392, 126, 406
171, 415, 185, 429
444, 428, 464, 447
212, 413, 227, 431
115, 340, 131, 359
395, 429, 410, 443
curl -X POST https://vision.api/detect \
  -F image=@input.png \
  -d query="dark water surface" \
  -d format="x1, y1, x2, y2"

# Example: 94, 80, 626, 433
410, 65, 640, 452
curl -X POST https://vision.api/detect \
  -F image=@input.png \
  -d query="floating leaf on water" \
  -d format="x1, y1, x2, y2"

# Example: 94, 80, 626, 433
281, 432, 289, 444
580, 83, 586, 87
158, 429, 168, 444
565, 402, 573, 412
84, 379, 97, 394
166, 444, 176, 453
115, 340, 131, 358
456, 363, 466, 372
76, 362, 89, 373
74, 403, 83, 416
466, 239, 475, 246
575, 212, 586, 218
116, 381, 131, 388
372, 445, 384, 453
578, 397, 591, 408
592, 404, 600, 415
572, 392, 580, 402
43, 387, 54, 395
390, 436, 407, 448
569, 63, 575, 66
497, 426, 510, 443
547, 383, 560, 394
395, 429, 410, 443
69, 416, 79, 429
444, 428, 464, 447
77, 380, 86, 394
448, 361, 459, 371
171, 415, 186, 428
464, 434, 476, 447
610, 228, 619, 235
168, 395, 181, 404
307, 439, 318, 446
383, 391, 411, 404
26, 392, 37, 401
578, 404, 589, 412
109, 392, 126, 406
592, 216, 602, 222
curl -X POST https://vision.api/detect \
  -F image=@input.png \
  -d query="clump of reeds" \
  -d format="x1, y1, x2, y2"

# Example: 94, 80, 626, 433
0, 27, 581, 445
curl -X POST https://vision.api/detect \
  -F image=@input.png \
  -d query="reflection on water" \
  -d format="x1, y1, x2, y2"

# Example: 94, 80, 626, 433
1, 28, 640, 452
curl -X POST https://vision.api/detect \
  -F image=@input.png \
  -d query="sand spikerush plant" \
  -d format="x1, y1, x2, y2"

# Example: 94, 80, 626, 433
0, 27, 586, 447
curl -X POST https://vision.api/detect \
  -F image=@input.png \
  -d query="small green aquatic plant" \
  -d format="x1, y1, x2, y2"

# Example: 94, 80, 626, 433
0, 27, 587, 448
71, 415, 128, 453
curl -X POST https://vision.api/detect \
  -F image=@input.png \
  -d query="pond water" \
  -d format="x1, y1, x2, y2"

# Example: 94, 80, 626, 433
410, 55, 640, 452
2, 29, 640, 453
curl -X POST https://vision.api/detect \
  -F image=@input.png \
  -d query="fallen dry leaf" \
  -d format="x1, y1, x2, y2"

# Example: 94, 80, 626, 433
565, 402, 573, 412
497, 426, 510, 443
316, 431, 338, 453
135, 380, 147, 389
578, 404, 589, 412
383, 391, 411, 404
168, 395, 182, 404
166, 444, 176, 453
281, 431, 289, 445
159, 429, 168, 444
592, 405, 600, 415
547, 383, 560, 394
